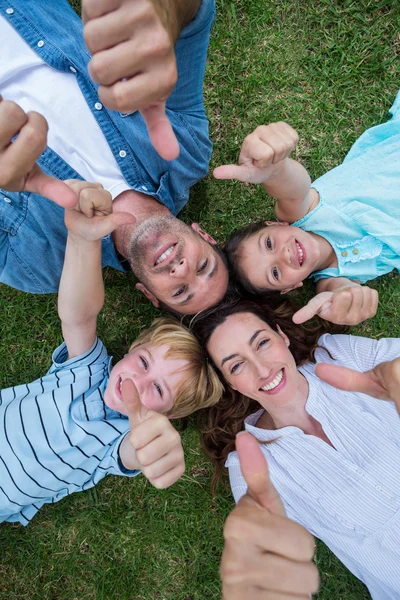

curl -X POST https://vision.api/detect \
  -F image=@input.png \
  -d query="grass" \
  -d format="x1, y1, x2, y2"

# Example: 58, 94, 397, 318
1, 0, 400, 598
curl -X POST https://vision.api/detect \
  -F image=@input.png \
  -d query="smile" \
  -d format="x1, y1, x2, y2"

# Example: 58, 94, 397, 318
295, 241, 304, 266
259, 369, 284, 391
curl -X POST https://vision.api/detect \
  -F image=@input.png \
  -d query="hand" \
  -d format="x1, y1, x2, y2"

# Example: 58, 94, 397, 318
0, 95, 77, 208
220, 432, 319, 600
119, 378, 185, 488
293, 285, 378, 325
82, 0, 180, 161
214, 122, 299, 185
316, 358, 400, 416
64, 180, 135, 241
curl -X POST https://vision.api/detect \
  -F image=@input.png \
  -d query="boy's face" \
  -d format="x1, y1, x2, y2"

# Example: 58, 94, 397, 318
238, 223, 321, 293
104, 344, 188, 416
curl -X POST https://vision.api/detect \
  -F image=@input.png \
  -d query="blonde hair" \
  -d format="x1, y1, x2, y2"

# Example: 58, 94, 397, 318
129, 317, 223, 418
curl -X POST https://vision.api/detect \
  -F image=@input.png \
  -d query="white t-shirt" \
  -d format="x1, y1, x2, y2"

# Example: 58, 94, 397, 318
0, 15, 131, 199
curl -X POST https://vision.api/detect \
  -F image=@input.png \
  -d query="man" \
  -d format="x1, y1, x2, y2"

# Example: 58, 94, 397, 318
0, 0, 229, 314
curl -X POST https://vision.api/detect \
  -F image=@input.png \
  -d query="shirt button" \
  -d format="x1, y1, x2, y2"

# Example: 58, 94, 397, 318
94, 102, 103, 110
3, 196, 11, 203
37, 40, 45, 48
375, 485, 382, 491
119, 150, 127, 158
5, 8, 14, 15
391, 496, 398, 503
141, 185, 148, 191
69, 66, 77, 74
353, 248, 359, 255
341, 250, 348, 257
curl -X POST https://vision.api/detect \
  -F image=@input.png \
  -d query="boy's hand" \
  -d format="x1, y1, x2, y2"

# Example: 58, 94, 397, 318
316, 359, 400, 415
0, 95, 77, 208
120, 379, 185, 488
221, 432, 319, 599
214, 122, 299, 184
293, 285, 378, 325
64, 180, 135, 241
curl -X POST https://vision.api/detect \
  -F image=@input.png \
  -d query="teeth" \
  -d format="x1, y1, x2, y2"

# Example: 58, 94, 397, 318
296, 242, 304, 266
119, 378, 123, 393
155, 245, 174, 265
260, 369, 284, 391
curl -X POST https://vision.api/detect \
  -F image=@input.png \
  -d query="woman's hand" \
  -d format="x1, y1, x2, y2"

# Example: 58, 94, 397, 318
221, 432, 319, 599
119, 379, 185, 489
64, 180, 135, 241
316, 359, 400, 415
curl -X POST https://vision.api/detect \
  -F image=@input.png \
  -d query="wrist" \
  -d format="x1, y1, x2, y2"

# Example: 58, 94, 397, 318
119, 433, 141, 471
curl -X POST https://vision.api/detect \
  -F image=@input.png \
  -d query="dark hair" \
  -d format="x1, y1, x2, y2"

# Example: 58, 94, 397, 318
223, 220, 279, 295
192, 294, 339, 492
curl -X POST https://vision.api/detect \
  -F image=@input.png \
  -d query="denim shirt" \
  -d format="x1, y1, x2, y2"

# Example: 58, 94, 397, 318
0, 0, 215, 292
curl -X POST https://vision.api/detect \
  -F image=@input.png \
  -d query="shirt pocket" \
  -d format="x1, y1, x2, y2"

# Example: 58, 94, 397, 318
0, 190, 29, 235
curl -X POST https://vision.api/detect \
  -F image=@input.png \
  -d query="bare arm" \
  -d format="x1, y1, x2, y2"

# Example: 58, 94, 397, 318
316, 276, 361, 293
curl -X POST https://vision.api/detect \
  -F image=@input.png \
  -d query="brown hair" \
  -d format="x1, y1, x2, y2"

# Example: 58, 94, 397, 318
192, 295, 338, 492
129, 316, 223, 419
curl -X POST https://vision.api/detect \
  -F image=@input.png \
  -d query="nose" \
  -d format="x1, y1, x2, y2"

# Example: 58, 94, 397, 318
253, 358, 271, 382
170, 257, 188, 278
279, 244, 291, 266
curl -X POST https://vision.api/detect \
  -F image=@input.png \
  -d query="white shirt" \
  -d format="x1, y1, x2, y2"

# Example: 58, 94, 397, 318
227, 334, 400, 600
0, 15, 130, 199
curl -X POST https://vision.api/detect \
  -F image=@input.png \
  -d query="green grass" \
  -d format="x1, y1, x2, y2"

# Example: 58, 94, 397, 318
1, 0, 400, 598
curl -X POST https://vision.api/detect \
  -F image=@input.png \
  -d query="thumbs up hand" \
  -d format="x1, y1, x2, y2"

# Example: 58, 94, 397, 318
118, 379, 185, 489
220, 432, 319, 599
316, 358, 400, 416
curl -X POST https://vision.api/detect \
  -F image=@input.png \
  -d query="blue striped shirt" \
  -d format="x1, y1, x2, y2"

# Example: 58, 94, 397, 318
0, 338, 138, 525
227, 334, 400, 600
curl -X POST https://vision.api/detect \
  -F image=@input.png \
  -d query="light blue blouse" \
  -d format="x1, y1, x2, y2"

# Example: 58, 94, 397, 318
293, 90, 400, 284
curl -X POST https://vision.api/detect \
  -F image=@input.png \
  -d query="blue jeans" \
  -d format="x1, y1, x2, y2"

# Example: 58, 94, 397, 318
0, 0, 215, 293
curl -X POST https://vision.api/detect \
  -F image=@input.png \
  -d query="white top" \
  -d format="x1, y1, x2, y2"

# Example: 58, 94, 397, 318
0, 15, 130, 199
227, 334, 400, 600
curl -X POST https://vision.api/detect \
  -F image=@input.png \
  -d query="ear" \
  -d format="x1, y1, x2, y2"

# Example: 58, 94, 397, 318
191, 222, 217, 245
264, 220, 290, 227
135, 282, 160, 307
280, 281, 303, 295
276, 325, 290, 347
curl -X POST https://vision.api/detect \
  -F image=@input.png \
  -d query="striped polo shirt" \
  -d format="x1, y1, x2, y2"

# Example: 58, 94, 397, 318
0, 338, 138, 525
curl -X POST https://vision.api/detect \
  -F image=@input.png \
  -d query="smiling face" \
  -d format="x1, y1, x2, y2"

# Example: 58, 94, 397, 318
104, 343, 189, 416
238, 223, 322, 293
207, 311, 305, 410
128, 216, 229, 314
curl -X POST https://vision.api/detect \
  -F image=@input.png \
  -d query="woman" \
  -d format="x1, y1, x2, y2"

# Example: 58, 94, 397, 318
194, 296, 400, 600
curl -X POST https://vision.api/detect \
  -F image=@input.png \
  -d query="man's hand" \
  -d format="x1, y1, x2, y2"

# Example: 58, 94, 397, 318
119, 378, 185, 488
316, 358, 400, 416
64, 180, 135, 240
214, 122, 299, 184
82, 0, 183, 161
0, 95, 77, 208
293, 285, 378, 325
220, 432, 319, 600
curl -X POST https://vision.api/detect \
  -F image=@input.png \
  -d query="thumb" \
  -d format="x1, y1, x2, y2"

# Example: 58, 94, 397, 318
25, 164, 78, 208
316, 363, 384, 398
213, 164, 251, 181
93, 211, 136, 238
121, 378, 148, 429
140, 102, 180, 161
292, 292, 333, 324
236, 431, 286, 516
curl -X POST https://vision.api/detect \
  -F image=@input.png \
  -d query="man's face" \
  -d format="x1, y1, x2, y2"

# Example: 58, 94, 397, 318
128, 216, 229, 314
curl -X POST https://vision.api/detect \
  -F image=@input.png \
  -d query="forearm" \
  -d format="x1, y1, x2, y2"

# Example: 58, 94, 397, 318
316, 277, 360, 294
263, 158, 312, 222
151, 0, 201, 42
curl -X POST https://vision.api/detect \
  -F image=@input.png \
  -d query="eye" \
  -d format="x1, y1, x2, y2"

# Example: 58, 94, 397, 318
173, 285, 186, 298
265, 237, 272, 250
272, 267, 279, 281
154, 382, 163, 397
258, 338, 270, 349
197, 259, 208, 273
230, 362, 242, 374
140, 356, 148, 370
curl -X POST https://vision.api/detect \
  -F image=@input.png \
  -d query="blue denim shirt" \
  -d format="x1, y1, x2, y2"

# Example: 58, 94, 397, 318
0, 0, 215, 292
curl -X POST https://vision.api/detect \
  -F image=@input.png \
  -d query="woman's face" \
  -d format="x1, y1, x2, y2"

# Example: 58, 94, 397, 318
207, 312, 300, 409
104, 343, 188, 416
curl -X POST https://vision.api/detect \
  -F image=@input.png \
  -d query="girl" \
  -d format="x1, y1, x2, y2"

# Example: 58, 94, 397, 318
194, 296, 400, 600
0, 181, 222, 526
217, 91, 400, 326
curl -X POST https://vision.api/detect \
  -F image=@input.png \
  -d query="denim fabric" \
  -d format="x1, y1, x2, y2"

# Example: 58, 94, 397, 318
0, 0, 215, 293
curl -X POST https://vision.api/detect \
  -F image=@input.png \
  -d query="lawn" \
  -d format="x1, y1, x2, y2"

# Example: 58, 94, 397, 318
1, 0, 400, 598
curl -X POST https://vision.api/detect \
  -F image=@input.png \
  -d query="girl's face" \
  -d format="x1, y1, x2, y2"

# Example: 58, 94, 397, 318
207, 312, 301, 409
238, 223, 321, 293
104, 344, 188, 416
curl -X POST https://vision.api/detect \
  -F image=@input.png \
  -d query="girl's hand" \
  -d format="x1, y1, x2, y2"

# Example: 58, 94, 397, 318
64, 180, 135, 240
221, 432, 319, 599
316, 359, 400, 415
119, 379, 185, 489
214, 122, 299, 184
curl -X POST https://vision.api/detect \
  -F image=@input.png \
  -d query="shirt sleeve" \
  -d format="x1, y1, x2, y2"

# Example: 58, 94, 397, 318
91, 432, 141, 483
226, 451, 248, 503
48, 337, 110, 374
